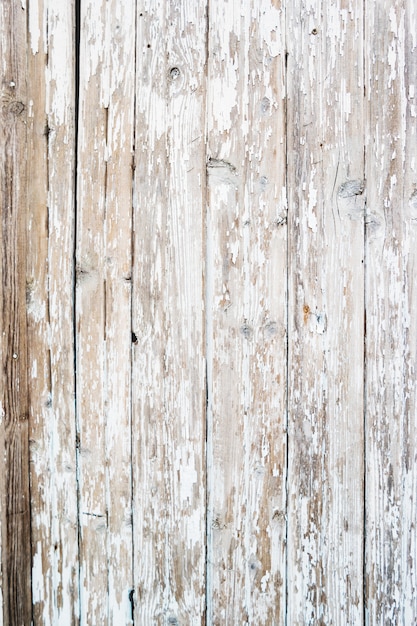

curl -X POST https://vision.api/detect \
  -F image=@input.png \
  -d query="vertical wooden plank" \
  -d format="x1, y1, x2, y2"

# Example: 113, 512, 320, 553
365, 1, 417, 623
206, 1, 287, 623
76, 1, 135, 622
26, 2, 79, 623
132, 1, 207, 622
0, 2, 32, 624
286, 1, 365, 623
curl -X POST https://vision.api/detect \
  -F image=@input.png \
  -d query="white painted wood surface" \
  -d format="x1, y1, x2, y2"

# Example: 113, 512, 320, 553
365, 1, 417, 624
206, 1, 287, 623
27, 2, 79, 624
0, 0, 415, 623
132, 2, 207, 623
286, 1, 365, 623
76, 1, 135, 623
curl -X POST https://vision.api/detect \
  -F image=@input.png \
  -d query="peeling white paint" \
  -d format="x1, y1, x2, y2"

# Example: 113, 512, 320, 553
29, 1, 40, 54
6, 0, 416, 624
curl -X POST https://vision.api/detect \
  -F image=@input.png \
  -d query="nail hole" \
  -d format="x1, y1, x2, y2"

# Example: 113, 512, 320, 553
169, 67, 181, 80
132, 332, 138, 344
311, 28, 318, 35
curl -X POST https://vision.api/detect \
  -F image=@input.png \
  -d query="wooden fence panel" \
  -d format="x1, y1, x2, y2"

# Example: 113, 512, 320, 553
206, 1, 287, 623
364, 1, 417, 623
0, 0, 416, 624
286, 1, 365, 624
0, 3, 31, 624
27, 2, 79, 624
131, 1, 207, 623
76, 1, 135, 623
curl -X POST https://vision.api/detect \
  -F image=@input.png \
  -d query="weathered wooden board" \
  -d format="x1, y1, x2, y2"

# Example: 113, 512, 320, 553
0, 2, 31, 624
75, 0, 135, 623
131, 1, 207, 623
364, 1, 417, 623
26, 2, 79, 624
206, 1, 287, 623
286, 1, 365, 623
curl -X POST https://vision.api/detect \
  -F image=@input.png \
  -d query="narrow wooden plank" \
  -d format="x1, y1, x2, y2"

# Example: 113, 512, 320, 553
206, 2, 287, 623
26, 3, 79, 624
131, 1, 207, 622
286, 1, 365, 623
76, 1, 135, 622
0, 2, 32, 624
364, 1, 417, 623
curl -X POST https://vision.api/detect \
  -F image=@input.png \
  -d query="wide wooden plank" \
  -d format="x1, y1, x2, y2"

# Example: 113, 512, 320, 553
76, 1, 135, 622
364, 1, 417, 623
286, 1, 365, 623
206, 1, 287, 623
26, 3, 79, 624
0, 2, 31, 624
131, 1, 207, 622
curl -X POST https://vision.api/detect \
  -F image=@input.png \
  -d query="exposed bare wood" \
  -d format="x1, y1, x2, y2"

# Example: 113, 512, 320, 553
131, 1, 207, 622
0, 2, 32, 624
206, 1, 287, 623
76, 1, 135, 622
0, 2, 32, 626
364, 1, 417, 623
286, 1, 365, 623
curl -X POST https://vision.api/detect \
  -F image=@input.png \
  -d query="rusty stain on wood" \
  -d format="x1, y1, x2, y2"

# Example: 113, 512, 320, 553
0, 0, 416, 624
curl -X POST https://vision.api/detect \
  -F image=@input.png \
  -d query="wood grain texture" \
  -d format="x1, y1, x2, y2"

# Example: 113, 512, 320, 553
1, 1, 417, 623
206, 1, 287, 623
131, 1, 207, 623
27, 2, 79, 624
75, 1, 135, 623
0, 2, 32, 624
286, 1, 365, 623
364, 1, 417, 623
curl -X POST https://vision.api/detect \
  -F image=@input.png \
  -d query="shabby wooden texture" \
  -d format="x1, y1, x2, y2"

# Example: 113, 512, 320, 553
1, 0, 417, 624
131, 1, 207, 622
75, 0, 135, 623
0, 2, 32, 624
286, 1, 365, 624
27, 2, 79, 624
206, 1, 287, 624
364, 1, 417, 624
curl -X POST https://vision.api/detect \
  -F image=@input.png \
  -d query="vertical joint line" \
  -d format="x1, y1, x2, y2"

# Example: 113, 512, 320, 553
362, 1, 367, 623
284, 18, 289, 626
362, 0, 367, 620
204, 1, 211, 623
25, 5, 35, 625
73, 0, 82, 622
129, 2, 139, 623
